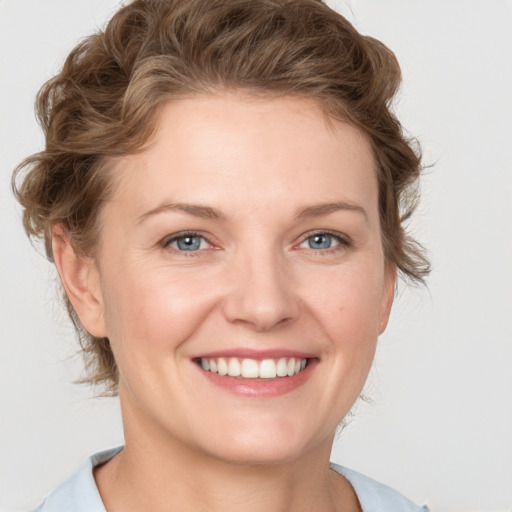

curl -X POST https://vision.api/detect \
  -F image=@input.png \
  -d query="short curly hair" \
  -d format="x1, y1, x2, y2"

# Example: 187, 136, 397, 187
12, 0, 430, 394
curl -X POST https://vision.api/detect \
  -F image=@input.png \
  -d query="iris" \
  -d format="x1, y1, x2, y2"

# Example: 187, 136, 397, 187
308, 234, 333, 250
175, 235, 203, 251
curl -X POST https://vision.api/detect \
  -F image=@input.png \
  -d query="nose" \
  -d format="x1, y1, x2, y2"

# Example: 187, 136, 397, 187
222, 250, 299, 332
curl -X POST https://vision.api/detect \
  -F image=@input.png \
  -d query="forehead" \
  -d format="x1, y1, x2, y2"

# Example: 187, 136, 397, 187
107, 94, 377, 221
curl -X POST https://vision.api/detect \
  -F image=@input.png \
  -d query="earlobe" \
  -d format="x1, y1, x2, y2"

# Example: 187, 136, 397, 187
378, 264, 397, 335
52, 225, 107, 338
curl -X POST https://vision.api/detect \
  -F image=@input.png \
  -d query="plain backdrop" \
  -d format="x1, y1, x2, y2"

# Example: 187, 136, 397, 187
1, 1, 511, 511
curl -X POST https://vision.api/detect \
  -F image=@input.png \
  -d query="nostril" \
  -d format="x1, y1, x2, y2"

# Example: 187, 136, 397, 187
221, 261, 299, 331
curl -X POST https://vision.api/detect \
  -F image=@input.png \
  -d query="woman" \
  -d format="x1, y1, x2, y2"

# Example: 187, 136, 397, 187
13, 0, 430, 510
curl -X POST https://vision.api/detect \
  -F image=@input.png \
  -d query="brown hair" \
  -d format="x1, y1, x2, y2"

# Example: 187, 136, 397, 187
12, 0, 430, 394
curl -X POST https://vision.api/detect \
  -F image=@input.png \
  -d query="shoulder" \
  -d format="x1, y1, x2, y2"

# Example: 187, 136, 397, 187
331, 463, 430, 512
31, 447, 122, 512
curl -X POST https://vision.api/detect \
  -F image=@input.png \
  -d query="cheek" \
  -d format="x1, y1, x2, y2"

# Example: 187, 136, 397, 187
301, 262, 385, 331
99, 261, 221, 352
299, 262, 385, 377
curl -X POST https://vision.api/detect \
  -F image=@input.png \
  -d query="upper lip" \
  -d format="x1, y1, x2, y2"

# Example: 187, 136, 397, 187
192, 348, 317, 360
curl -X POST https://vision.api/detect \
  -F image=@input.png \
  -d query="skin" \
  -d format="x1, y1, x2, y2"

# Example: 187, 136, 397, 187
53, 94, 396, 512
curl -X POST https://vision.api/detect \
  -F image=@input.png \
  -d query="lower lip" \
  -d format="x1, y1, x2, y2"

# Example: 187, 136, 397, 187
197, 359, 318, 398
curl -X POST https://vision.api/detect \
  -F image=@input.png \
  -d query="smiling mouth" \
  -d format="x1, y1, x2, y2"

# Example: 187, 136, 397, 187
197, 357, 308, 379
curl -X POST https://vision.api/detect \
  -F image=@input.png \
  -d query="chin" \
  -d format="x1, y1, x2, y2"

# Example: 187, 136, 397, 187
196, 417, 329, 467
210, 442, 309, 467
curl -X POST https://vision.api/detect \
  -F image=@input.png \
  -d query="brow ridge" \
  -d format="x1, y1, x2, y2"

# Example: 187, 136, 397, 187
137, 202, 225, 223
138, 200, 367, 224
295, 201, 368, 222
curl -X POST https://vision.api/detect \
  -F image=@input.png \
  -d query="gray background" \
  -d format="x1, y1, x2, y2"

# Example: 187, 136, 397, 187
1, 1, 511, 510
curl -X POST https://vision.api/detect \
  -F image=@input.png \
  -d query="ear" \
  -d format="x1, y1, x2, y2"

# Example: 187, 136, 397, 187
52, 225, 107, 338
378, 264, 397, 335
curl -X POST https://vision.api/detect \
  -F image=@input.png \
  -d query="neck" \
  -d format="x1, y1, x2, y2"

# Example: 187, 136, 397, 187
94, 388, 360, 512
95, 421, 359, 512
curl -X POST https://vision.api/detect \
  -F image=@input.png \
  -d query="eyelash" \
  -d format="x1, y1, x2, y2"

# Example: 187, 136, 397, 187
161, 230, 351, 256
297, 230, 351, 255
161, 231, 214, 256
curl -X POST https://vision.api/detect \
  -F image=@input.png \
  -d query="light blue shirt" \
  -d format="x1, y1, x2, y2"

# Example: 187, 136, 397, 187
33, 447, 430, 512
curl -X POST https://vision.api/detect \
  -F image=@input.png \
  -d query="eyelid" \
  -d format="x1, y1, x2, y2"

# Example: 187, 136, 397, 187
296, 230, 351, 251
161, 230, 216, 252
159, 229, 350, 254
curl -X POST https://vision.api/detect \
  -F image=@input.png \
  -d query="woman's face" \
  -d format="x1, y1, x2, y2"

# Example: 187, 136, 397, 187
86, 95, 395, 464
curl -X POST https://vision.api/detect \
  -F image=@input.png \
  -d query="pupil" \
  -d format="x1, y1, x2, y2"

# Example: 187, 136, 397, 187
309, 234, 331, 249
177, 236, 200, 251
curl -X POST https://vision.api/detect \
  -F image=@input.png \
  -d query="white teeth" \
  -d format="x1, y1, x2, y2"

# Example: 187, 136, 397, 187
199, 356, 308, 379
241, 358, 259, 378
260, 359, 277, 379
217, 357, 228, 376
276, 357, 288, 377
227, 358, 241, 377
287, 358, 295, 376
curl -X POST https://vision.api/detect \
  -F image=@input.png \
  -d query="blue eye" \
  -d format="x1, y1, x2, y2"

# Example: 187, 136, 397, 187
299, 232, 346, 251
166, 233, 209, 251
308, 233, 333, 249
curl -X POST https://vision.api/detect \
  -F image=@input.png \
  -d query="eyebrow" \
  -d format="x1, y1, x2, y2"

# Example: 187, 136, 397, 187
137, 202, 226, 223
137, 200, 368, 224
295, 201, 368, 223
